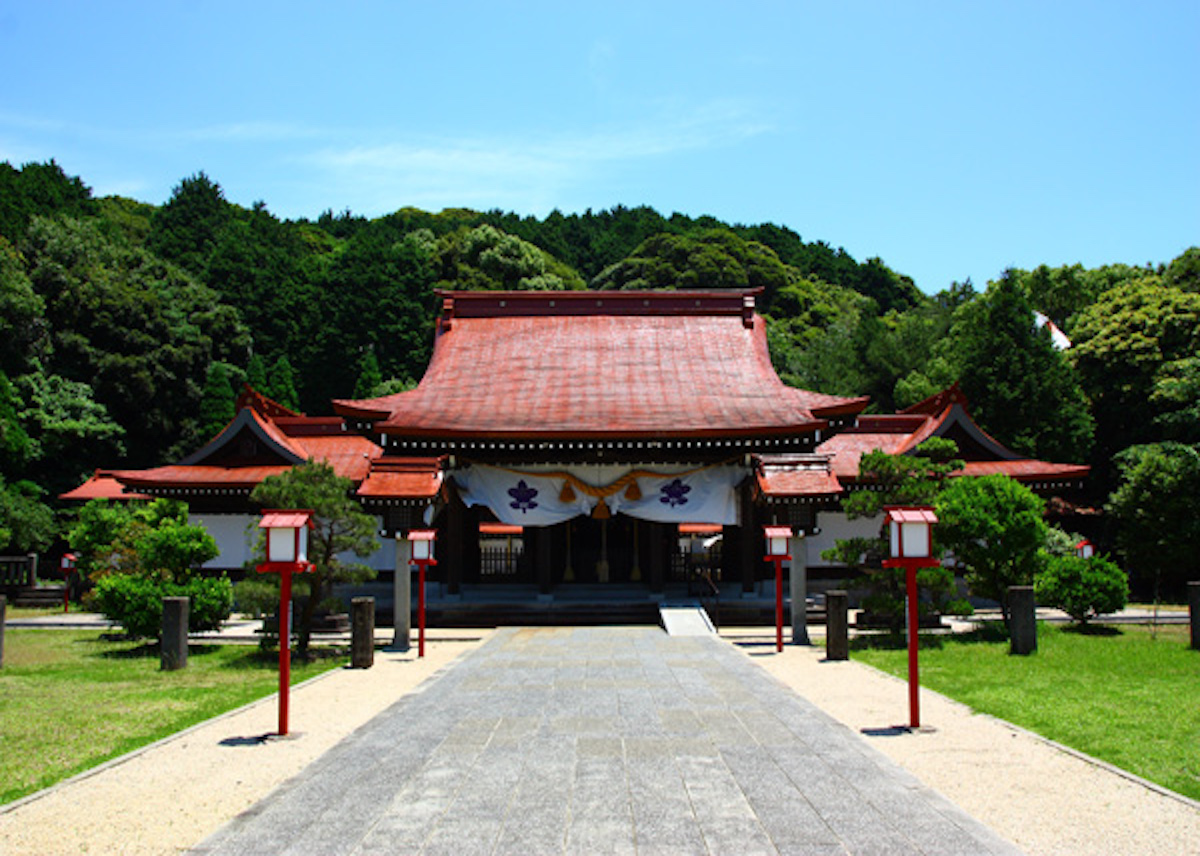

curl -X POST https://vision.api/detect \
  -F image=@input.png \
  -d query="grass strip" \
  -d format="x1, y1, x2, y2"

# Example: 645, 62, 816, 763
0, 629, 345, 805
853, 623, 1200, 801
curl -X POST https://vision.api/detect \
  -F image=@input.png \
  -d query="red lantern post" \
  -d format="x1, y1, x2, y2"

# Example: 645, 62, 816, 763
881, 506, 939, 729
60, 553, 76, 613
256, 510, 315, 737
764, 526, 793, 653
409, 529, 437, 658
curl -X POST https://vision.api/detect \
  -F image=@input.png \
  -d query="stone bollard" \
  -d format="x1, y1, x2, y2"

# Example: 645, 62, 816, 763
1189, 582, 1200, 651
0, 594, 7, 669
351, 597, 375, 669
161, 596, 189, 671
393, 538, 412, 651
1009, 586, 1037, 656
825, 590, 849, 661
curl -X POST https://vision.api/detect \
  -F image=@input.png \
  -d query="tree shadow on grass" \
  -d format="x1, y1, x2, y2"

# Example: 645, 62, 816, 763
90, 640, 243, 660
219, 646, 347, 671
849, 622, 1012, 653
1061, 623, 1123, 637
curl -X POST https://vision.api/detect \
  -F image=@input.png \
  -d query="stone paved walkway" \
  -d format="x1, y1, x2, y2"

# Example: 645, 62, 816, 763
192, 627, 1022, 855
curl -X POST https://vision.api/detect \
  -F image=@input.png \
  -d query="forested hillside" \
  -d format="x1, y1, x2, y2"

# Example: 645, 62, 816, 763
1, 160, 1197, 593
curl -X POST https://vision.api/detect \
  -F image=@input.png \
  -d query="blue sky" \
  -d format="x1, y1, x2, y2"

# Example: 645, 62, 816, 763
1, 1, 1196, 293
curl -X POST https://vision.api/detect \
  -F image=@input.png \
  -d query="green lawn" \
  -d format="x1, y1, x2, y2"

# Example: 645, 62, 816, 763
0, 630, 346, 805
854, 623, 1200, 801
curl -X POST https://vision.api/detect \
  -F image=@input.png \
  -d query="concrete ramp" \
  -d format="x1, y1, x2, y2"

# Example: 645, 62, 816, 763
659, 601, 716, 636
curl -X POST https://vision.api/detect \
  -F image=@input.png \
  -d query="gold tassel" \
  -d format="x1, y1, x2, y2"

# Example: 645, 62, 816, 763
624, 480, 642, 501
592, 499, 611, 519
560, 481, 576, 503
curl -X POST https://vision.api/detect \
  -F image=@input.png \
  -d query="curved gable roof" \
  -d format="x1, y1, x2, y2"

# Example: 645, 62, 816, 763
178, 408, 306, 467
334, 290, 868, 439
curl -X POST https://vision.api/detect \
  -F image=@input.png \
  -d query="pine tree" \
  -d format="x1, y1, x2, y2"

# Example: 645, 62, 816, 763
353, 350, 383, 399
246, 353, 269, 393
198, 363, 235, 440
268, 355, 300, 411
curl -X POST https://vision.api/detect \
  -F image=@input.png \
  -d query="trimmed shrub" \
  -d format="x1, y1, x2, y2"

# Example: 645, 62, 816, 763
90, 574, 233, 639
1035, 554, 1128, 625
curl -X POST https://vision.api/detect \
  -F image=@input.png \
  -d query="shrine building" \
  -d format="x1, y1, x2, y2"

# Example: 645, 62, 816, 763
65, 289, 1090, 620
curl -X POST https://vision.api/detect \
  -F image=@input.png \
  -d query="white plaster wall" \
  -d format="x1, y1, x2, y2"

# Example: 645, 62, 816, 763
804, 511, 883, 569
192, 514, 394, 571
348, 524, 395, 570
192, 514, 258, 569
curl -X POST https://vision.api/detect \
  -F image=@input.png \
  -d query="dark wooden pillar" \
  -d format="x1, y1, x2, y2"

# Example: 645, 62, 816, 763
445, 484, 466, 596
648, 522, 666, 595
536, 526, 553, 595
739, 480, 758, 595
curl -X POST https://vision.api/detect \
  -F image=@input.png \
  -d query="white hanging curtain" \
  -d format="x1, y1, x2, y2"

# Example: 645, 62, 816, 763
454, 463, 745, 528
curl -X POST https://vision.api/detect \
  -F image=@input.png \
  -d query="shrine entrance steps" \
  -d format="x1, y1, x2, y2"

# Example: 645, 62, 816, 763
658, 601, 717, 636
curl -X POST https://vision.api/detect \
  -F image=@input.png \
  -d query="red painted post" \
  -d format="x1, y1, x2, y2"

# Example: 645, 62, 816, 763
417, 560, 427, 659
278, 566, 292, 736
774, 558, 785, 652
906, 561, 920, 729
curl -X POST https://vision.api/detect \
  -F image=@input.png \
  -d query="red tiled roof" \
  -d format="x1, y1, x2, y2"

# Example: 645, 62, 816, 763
817, 397, 1091, 486
755, 454, 842, 498
113, 464, 296, 489
958, 460, 1090, 481
819, 431, 915, 479
289, 434, 380, 482
59, 471, 153, 501
334, 290, 868, 439
235, 384, 301, 419
356, 457, 444, 500
112, 430, 381, 490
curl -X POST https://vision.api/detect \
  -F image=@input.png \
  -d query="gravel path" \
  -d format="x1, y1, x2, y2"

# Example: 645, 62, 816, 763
729, 628, 1200, 856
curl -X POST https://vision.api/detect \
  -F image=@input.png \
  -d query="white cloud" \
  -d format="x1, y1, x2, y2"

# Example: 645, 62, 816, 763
298, 101, 772, 214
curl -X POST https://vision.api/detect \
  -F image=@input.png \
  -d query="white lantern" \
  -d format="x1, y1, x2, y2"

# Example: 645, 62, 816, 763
1075, 539, 1094, 559
410, 529, 437, 561
884, 507, 938, 560
259, 510, 313, 564
764, 525, 793, 557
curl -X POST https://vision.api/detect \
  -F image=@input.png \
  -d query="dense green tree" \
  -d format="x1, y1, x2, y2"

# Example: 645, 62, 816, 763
1071, 279, 1200, 472
147, 172, 233, 274
204, 202, 323, 364
590, 229, 790, 309
1162, 247, 1200, 292
436, 224, 584, 292
305, 226, 437, 406
248, 461, 378, 659
1150, 356, 1200, 444
352, 350, 384, 399
21, 215, 250, 466
266, 355, 300, 411
1013, 263, 1148, 332
246, 353, 269, 393
0, 476, 56, 553
12, 363, 126, 495
936, 474, 1048, 630
0, 370, 34, 475
0, 160, 96, 243
952, 272, 1094, 462
198, 362, 236, 440
1106, 442, 1200, 599
1035, 554, 1128, 626
71, 497, 228, 638
0, 237, 46, 374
